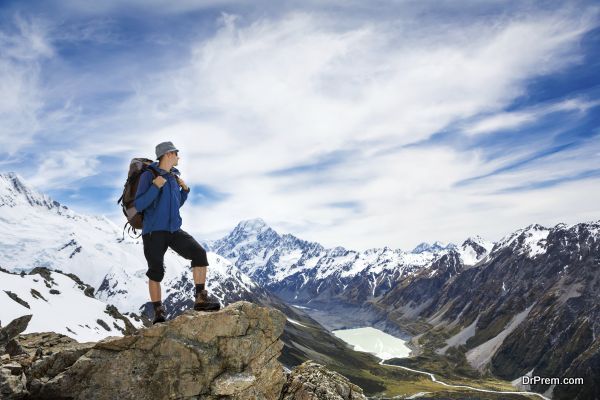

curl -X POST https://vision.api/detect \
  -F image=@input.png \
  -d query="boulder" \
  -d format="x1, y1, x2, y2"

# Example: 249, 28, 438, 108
0, 315, 32, 355
281, 361, 367, 400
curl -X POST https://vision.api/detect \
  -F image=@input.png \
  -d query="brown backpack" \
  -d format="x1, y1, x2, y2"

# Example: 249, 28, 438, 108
117, 158, 158, 237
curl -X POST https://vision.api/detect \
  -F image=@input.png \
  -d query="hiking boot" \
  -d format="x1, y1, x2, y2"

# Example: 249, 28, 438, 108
152, 305, 166, 324
194, 290, 221, 311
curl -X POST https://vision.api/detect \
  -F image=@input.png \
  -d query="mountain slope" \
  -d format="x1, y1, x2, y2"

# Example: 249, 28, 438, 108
376, 222, 600, 400
0, 267, 142, 342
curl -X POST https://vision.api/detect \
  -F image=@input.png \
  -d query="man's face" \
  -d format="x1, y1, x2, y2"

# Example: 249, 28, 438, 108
168, 150, 179, 166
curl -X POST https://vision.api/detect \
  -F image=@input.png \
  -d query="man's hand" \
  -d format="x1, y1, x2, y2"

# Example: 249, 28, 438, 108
153, 176, 166, 188
176, 176, 189, 192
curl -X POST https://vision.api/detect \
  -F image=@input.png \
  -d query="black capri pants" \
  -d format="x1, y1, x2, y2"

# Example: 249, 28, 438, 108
142, 229, 209, 282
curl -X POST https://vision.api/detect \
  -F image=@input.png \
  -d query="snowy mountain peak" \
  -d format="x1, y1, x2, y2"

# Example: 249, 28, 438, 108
461, 235, 494, 251
412, 242, 431, 253
220, 218, 279, 249
524, 223, 548, 232
234, 218, 270, 233
0, 174, 269, 327
459, 235, 494, 266
569, 220, 600, 237
0, 172, 66, 212
412, 241, 455, 254
491, 223, 551, 258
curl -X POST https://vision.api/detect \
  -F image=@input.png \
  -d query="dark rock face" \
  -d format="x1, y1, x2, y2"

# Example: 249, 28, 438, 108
378, 251, 463, 313
103, 304, 138, 335
0, 315, 32, 346
485, 224, 600, 399
0, 315, 32, 357
281, 361, 367, 400
3, 292, 30, 309
460, 238, 487, 259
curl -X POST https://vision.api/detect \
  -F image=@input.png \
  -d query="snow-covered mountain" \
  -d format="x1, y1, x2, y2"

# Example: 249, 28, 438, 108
488, 223, 552, 259
0, 172, 139, 290
459, 235, 495, 266
209, 218, 494, 311
0, 172, 266, 324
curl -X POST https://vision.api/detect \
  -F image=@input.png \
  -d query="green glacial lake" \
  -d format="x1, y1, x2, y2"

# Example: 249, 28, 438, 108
332, 326, 411, 360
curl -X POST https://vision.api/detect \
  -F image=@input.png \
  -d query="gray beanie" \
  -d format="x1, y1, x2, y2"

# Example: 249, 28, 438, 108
155, 141, 179, 159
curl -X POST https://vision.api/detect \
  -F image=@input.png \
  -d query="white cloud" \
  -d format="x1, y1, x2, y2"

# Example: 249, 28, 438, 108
27, 150, 100, 190
463, 137, 600, 193
125, 9, 591, 162
140, 9, 598, 248
3, 5, 599, 250
181, 137, 600, 250
464, 98, 600, 136
0, 16, 54, 155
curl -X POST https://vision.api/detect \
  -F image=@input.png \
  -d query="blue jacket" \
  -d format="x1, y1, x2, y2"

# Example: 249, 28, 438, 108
134, 162, 189, 234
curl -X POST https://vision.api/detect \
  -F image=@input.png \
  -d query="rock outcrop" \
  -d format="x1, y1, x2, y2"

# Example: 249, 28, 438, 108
281, 361, 366, 400
2, 302, 286, 399
0, 301, 365, 400
0, 315, 32, 356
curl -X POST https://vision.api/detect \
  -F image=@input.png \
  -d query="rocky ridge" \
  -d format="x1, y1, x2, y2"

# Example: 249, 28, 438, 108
0, 301, 366, 400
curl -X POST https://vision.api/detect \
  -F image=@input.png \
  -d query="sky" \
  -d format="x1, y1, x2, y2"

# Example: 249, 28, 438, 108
1, 0, 599, 251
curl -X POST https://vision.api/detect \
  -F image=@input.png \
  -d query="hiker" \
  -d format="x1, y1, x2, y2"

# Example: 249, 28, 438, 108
134, 141, 220, 324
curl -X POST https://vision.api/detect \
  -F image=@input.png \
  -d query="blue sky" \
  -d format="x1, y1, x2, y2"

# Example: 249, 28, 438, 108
1, 0, 599, 250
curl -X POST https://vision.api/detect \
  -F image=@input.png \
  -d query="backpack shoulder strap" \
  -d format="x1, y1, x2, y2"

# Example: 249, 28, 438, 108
143, 166, 160, 178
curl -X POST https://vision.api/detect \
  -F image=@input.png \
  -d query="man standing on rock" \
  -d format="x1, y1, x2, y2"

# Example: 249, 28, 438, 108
135, 141, 220, 324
